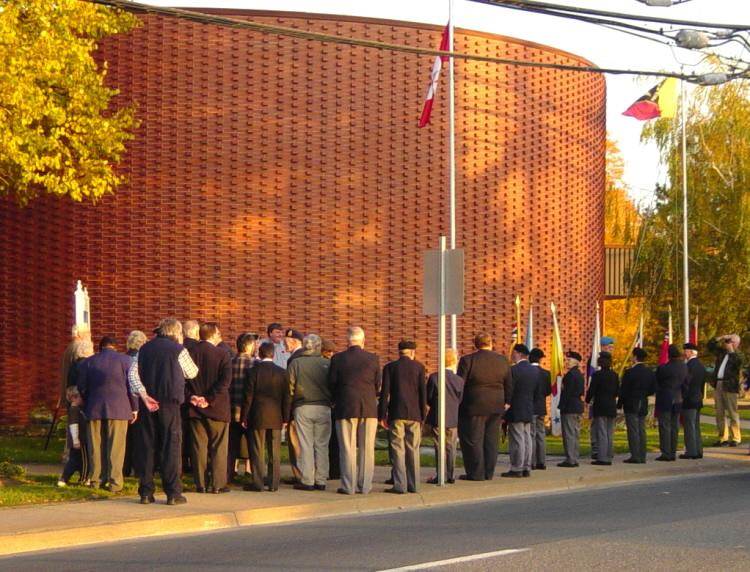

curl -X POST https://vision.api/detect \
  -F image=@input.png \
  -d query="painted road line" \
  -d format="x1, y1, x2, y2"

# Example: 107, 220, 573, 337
376, 548, 529, 571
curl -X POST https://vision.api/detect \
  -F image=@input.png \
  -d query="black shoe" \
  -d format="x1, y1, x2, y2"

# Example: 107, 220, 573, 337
314, 484, 326, 491
678, 453, 695, 459
243, 484, 262, 492
623, 458, 638, 464
696, 454, 703, 459
427, 477, 439, 484
729, 442, 739, 447
212, 487, 231, 494
383, 487, 405, 494
294, 483, 315, 491
447, 478, 455, 484
500, 471, 523, 478
557, 461, 578, 468
139, 495, 155, 504
591, 460, 612, 466
281, 477, 298, 485
336, 487, 353, 495
195, 487, 206, 493
166, 495, 187, 506
655, 455, 672, 461
720, 441, 730, 447
522, 470, 531, 477
534, 464, 546, 470
384, 478, 394, 485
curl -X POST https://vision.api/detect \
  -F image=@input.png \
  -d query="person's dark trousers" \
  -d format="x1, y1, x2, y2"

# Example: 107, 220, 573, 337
593, 416, 615, 463
328, 424, 341, 480
189, 417, 229, 491
458, 414, 501, 480
249, 428, 281, 491
61, 446, 87, 483
227, 420, 248, 483
625, 413, 647, 462
133, 403, 183, 498
561, 413, 581, 465
531, 415, 546, 467
123, 423, 135, 477
658, 405, 681, 460
432, 426, 457, 481
181, 404, 192, 474
683, 408, 703, 457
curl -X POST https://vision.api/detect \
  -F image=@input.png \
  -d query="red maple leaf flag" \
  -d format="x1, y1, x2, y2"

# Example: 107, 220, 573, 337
418, 25, 450, 128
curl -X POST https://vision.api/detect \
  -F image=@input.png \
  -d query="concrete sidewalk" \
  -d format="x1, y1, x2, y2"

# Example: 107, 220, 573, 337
3, 448, 750, 558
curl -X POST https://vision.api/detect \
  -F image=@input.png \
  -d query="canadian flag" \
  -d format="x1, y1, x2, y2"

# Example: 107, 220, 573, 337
418, 24, 450, 128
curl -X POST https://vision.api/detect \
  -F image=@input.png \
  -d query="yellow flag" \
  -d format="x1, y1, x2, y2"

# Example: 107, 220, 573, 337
656, 78, 679, 119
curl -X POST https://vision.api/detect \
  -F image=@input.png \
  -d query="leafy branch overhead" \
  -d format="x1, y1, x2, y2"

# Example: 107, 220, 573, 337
0, 0, 140, 205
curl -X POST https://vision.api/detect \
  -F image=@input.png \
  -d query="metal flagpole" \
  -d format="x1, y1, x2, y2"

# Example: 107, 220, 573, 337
681, 76, 690, 343
448, 0, 457, 351
438, 236, 447, 486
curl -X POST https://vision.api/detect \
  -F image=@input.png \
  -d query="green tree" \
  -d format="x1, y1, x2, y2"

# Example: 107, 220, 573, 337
0, 0, 139, 205
629, 81, 750, 346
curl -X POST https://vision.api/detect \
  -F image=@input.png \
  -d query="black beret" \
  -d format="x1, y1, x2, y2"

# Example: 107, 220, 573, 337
284, 329, 304, 342
398, 339, 417, 351
513, 343, 529, 355
598, 351, 612, 360
566, 350, 582, 362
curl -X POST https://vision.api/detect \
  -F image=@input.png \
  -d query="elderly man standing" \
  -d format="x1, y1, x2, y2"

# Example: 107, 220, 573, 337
288, 334, 331, 491
655, 345, 689, 461
457, 333, 512, 481
329, 326, 381, 495
503, 344, 538, 478
682, 342, 707, 459
132, 318, 198, 505
529, 348, 552, 470
379, 340, 427, 494
618, 347, 655, 464
77, 336, 138, 492
186, 322, 233, 494
712, 335, 743, 447
283, 328, 305, 483
557, 351, 585, 468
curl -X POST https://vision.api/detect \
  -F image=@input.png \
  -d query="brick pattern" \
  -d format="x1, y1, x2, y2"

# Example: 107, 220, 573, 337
0, 12, 605, 424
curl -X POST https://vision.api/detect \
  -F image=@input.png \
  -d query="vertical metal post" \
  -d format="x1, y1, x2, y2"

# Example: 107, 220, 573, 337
438, 236, 447, 486
448, 0, 457, 351
681, 78, 690, 343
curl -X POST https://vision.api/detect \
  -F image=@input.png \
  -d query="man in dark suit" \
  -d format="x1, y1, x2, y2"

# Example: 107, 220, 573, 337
456, 332, 513, 481
185, 322, 233, 493
618, 347, 656, 464
379, 340, 427, 494
328, 326, 381, 495
502, 344, 540, 478
133, 318, 199, 505
529, 348, 552, 470
682, 342, 707, 459
241, 341, 290, 492
557, 351, 585, 468
426, 349, 464, 484
77, 336, 138, 492
655, 344, 689, 461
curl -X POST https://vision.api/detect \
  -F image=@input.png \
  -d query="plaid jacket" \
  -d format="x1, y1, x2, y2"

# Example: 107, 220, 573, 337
231, 353, 256, 408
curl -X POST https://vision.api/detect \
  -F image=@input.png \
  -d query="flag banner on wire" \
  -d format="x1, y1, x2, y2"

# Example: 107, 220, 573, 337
622, 78, 679, 121
549, 303, 564, 437
418, 24, 449, 128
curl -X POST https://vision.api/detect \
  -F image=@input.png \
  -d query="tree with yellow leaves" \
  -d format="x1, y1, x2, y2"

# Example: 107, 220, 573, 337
0, 0, 139, 205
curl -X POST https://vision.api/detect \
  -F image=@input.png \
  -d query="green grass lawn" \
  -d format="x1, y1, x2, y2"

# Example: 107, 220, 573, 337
701, 406, 750, 421
0, 435, 65, 464
0, 475, 140, 507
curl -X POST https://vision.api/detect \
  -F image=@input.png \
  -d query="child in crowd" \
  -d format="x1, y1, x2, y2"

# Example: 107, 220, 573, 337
57, 386, 90, 487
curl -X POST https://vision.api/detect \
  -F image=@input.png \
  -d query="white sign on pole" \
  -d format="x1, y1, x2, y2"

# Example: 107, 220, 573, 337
423, 248, 464, 316
74, 280, 91, 330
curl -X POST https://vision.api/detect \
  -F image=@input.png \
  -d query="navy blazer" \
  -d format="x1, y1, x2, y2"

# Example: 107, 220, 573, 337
531, 364, 552, 416
241, 360, 291, 429
379, 356, 427, 422
618, 362, 656, 416
329, 346, 381, 420
585, 368, 620, 418
655, 359, 689, 412
77, 348, 138, 421
558, 367, 585, 415
505, 360, 540, 424
426, 370, 465, 428
683, 358, 707, 410
457, 349, 513, 417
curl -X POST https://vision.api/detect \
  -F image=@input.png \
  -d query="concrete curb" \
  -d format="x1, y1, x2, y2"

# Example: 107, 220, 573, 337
2, 460, 748, 558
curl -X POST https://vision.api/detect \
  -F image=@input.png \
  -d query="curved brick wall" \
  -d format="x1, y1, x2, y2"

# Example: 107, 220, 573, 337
0, 11, 605, 424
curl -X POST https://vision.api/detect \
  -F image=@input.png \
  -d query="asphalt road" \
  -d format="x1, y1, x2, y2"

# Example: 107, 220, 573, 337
3, 471, 750, 571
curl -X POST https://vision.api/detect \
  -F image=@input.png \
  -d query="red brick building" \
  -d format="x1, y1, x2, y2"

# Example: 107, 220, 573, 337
0, 11, 605, 424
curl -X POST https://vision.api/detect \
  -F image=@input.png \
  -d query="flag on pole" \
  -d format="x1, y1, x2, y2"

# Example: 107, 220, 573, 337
658, 330, 671, 365
525, 305, 534, 349
668, 305, 673, 343
635, 313, 644, 349
549, 303, 564, 436
508, 295, 522, 357
418, 24, 450, 128
622, 78, 679, 121
508, 325, 519, 359
690, 312, 698, 346
587, 302, 602, 383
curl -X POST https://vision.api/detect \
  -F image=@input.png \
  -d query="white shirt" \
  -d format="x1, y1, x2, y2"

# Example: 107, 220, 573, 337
717, 354, 729, 380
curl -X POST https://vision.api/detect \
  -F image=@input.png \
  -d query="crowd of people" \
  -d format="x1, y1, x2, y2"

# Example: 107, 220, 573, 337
57, 319, 745, 505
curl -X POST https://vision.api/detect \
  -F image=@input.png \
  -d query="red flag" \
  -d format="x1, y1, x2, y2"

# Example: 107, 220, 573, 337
658, 330, 670, 365
418, 25, 450, 128
690, 314, 698, 346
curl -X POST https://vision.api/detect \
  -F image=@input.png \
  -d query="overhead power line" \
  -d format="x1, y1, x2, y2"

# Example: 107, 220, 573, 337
470, 0, 750, 31
89, 0, 730, 82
